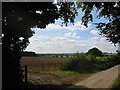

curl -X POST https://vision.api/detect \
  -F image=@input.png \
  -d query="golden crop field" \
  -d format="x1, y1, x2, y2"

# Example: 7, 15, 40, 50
20, 56, 69, 72
21, 56, 69, 65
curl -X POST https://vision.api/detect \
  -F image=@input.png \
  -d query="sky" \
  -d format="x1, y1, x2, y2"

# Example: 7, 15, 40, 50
25, 8, 117, 54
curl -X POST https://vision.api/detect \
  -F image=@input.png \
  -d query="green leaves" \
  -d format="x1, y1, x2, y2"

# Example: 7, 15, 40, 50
58, 2, 78, 26
77, 2, 94, 27
78, 2, 120, 45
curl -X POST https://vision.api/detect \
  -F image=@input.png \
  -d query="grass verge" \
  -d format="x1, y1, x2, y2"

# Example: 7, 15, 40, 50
112, 74, 120, 90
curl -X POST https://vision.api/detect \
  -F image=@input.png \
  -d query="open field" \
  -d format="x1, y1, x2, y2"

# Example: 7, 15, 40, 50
20, 56, 93, 85
20, 56, 69, 71
21, 56, 69, 66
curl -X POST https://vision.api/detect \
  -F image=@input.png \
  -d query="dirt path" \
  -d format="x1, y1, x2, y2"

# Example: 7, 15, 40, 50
75, 65, 120, 88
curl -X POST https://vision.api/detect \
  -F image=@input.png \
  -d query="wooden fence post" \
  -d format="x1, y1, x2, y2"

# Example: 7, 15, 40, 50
25, 65, 27, 83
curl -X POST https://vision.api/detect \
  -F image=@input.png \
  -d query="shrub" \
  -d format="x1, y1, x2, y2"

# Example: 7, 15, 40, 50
95, 55, 120, 70
86, 54, 96, 61
109, 55, 120, 66
61, 53, 120, 73
61, 53, 95, 73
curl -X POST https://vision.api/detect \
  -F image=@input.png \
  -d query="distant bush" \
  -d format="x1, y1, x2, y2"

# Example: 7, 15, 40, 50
86, 47, 103, 57
61, 53, 120, 73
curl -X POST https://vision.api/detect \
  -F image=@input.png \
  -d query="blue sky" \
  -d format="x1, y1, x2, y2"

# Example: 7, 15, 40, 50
25, 8, 117, 54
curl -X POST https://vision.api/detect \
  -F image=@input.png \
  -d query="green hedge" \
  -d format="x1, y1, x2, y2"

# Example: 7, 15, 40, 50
61, 54, 120, 73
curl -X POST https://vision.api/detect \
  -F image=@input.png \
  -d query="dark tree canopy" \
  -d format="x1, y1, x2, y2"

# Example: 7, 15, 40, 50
87, 47, 103, 57
76, 2, 120, 45
2, 2, 78, 89
2, 2, 60, 88
3, 2, 60, 51
2, 2, 77, 52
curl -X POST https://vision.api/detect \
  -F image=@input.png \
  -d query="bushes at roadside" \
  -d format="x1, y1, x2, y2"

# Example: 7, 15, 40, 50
112, 75, 120, 90
61, 53, 95, 73
96, 55, 120, 70
61, 53, 120, 73
61, 57, 94, 73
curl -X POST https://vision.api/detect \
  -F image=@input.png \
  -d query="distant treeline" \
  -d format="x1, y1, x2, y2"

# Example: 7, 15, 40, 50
22, 51, 37, 56
22, 51, 75, 57
22, 51, 114, 57
37, 53, 75, 57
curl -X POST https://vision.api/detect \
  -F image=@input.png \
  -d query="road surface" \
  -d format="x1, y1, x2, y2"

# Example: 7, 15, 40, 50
75, 65, 120, 89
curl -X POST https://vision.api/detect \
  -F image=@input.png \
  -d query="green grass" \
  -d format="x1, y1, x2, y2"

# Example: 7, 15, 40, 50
112, 75, 120, 90
27, 80, 35, 85
49, 69, 93, 85
24, 80, 37, 88
50, 69, 92, 76
49, 69, 93, 81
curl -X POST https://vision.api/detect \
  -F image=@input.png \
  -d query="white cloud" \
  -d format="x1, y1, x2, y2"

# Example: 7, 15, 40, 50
42, 24, 71, 30
90, 30, 100, 35
64, 32, 80, 38
88, 37, 116, 52
36, 10, 42, 14
46, 24, 62, 30
29, 34, 50, 42
91, 37, 106, 45
32, 21, 91, 31
25, 34, 117, 53
74, 21, 91, 30
52, 37, 69, 41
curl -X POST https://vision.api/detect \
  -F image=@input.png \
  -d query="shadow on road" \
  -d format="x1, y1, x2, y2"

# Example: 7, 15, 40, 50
19, 83, 113, 90
20, 84, 93, 90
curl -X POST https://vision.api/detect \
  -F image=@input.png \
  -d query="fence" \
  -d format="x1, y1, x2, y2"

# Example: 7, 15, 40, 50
22, 65, 28, 82
21, 63, 62, 82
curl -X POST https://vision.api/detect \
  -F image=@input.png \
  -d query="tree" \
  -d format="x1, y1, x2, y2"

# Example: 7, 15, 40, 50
86, 47, 103, 57
2, 2, 77, 88
76, 2, 120, 45
2, 2, 59, 88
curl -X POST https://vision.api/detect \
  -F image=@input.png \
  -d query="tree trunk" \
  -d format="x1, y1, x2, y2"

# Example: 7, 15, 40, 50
2, 37, 23, 89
